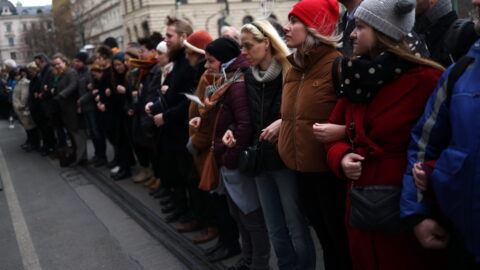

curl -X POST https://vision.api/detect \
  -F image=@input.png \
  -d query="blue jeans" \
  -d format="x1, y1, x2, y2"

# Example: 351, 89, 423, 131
255, 168, 316, 270
83, 111, 106, 158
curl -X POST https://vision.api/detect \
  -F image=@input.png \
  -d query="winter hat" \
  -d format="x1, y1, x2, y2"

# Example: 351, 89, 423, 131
75, 52, 89, 64
288, 0, 340, 36
4, 59, 17, 69
354, 0, 416, 41
184, 30, 213, 55
205, 37, 240, 63
156, 41, 167, 54
113, 52, 125, 62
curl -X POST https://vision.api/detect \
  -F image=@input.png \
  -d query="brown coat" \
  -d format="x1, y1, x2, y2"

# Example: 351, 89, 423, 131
278, 45, 341, 172
188, 72, 215, 174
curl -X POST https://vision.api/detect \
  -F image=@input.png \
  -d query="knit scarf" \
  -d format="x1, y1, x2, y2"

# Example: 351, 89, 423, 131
202, 69, 244, 112
251, 58, 282, 83
333, 51, 412, 103
129, 57, 158, 89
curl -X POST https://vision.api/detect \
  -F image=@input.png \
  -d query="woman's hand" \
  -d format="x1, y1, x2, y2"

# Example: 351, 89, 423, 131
105, 88, 111, 96
259, 119, 281, 142
414, 219, 449, 249
161, 85, 169, 95
222, 130, 236, 148
341, 153, 364, 180
412, 163, 428, 192
127, 109, 134, 116
189, 117, 201, 132
145, 102, 153, 117
117, 85, 126, 94
154, 113, 165, 127
95, 95, 100, 103
97, 102, 106, 112
313, 123, 346, 143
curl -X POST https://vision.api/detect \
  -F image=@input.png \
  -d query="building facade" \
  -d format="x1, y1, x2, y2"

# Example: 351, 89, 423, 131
0, 0, 52, 66
121, 0, 295, 46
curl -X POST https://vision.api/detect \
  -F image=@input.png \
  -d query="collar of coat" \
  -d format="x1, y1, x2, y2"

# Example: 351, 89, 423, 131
287, 45, 336, 72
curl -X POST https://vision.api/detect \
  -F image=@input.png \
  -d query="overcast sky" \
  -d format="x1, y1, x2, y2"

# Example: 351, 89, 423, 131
11, 0, 52, 7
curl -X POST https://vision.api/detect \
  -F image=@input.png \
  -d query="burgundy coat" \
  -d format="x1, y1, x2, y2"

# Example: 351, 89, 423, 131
213, 55, 252, 169
325, 66, 447, 270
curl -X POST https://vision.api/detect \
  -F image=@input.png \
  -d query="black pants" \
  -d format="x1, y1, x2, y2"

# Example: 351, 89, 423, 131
187, 170, 216, 225
158, 148, 191, 210
26, 128, 40, 146
448, 230, 480, 270
117, 116, 135, 170
213, 194, 240, 249
31, 103, 56, 148
296, 171, 353, 270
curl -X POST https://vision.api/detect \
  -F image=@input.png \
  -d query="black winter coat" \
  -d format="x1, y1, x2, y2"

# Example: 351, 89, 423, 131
244, 68, 285, 171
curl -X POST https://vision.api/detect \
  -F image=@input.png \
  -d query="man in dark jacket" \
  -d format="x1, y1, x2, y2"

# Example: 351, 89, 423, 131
34, 54, 57, 156
338, 0, 362, 57
415, 0, 479, 67
147, 16, 195, 223
51, 53, 87, 165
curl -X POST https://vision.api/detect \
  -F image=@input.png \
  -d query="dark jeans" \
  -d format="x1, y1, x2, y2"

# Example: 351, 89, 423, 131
84, 111, 106, 158
187, 171, 216, 225
297, 171, 353, 270
26, 128, 40, 146
133, 143, 154, 169
30, 103, 56, 148
227, 194, 270, 270
117, 116, 135, 169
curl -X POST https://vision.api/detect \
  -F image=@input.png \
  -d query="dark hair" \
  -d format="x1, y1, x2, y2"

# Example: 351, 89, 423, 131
138, 31, 163, 51
96, 45, 113, 59
103, 37, 119, 49
34, 53, 49, 63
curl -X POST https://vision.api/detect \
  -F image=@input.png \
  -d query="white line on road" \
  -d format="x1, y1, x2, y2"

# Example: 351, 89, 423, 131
0, 147, 42, 270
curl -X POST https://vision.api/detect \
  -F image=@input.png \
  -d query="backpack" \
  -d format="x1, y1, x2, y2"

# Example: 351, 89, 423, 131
442, 19, 475, 65
446, 55, 475, 102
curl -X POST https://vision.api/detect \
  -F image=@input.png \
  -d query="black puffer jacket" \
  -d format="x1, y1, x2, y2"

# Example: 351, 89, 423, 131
244, 68, 285, 171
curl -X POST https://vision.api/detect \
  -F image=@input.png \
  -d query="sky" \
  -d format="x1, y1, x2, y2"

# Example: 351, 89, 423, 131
10, 0, 52, 7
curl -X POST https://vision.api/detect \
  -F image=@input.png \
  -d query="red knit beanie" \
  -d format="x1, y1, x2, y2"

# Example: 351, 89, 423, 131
288, 0, 340, 36
184, 30, 214, 55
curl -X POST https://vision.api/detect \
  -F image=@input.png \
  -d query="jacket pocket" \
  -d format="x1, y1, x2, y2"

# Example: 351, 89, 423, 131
434, 147, 468, 176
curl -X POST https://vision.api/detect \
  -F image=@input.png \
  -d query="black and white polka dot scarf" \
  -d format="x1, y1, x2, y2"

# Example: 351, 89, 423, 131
333, 52, 413, 103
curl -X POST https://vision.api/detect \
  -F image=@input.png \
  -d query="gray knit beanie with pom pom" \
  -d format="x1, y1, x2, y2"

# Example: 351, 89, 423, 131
354, 0, 416, 41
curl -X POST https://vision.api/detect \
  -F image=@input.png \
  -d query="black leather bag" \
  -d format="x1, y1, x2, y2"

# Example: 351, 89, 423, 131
238, 145, 260, 174
349, 185, 409, 233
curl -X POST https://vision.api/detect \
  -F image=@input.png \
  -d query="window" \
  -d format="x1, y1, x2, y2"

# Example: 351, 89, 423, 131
10, 52, 16, 60
130, 0, 135, 10
134, 25, 139, 39
141, 21, 150, 37
123, 0, 128, 13
6, 23, 12, 32
127, 27, 132, 43
47, 21, 53, 31
23, 23, 27, 31
8, 38, 14, 46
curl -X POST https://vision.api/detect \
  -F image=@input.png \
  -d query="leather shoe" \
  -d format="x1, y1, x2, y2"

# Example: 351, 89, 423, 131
150, 187, 171, 198
193, 226, 218, 244
205, 241, 223, 256
228, 258, 251, 270
161, 202, 176, 214
112, 168, 132, 181
159, 196, 172, 205
176, 220, 202, 233
165, 208, 187, 223
207, 245, 241, 263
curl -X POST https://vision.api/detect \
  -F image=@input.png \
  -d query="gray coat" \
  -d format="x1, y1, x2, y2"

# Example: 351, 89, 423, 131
76, 67, 95, 113
56, 68, 79, 131
13, 77, 36, 130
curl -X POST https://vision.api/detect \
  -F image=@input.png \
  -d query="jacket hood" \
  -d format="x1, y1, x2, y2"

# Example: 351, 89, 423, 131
225, 54, 250, 73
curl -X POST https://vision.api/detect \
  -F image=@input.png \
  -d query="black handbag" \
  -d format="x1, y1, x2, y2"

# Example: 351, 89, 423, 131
349, 185, 409, 233
238, 145, 260, 174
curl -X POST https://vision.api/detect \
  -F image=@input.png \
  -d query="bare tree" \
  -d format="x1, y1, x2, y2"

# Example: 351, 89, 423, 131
23, 19, 56, 59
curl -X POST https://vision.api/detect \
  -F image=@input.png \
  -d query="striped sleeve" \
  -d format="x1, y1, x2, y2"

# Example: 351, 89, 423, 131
400, 67, 453, 218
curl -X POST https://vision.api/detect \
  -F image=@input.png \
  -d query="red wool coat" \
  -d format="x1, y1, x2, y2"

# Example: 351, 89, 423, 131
325, 66, 447, 270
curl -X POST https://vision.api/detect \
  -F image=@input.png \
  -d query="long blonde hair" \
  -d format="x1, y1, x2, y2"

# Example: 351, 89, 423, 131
240, 20, 291, 75
373, 30, 445, 71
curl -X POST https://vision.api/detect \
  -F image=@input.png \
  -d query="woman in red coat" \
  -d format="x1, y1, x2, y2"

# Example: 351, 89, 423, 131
325, 0, 447, 269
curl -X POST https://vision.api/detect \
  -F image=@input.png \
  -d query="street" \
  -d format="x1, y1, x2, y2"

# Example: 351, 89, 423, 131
0, 120, 187, 270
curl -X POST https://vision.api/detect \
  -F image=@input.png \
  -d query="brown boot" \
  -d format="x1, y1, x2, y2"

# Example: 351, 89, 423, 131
132, 167, 152, 183
192, 226, 218, 244
176, 220, 202, 233
148, 178, 161, 190
143, 176, 156, 187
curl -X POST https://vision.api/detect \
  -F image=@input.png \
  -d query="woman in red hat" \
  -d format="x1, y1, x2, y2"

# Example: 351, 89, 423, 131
277, 0, 353, 269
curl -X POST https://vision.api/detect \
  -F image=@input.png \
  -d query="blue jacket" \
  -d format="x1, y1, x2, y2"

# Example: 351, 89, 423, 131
401, 39, 480, 261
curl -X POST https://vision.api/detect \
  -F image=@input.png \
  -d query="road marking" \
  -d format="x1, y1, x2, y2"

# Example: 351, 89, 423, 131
0, 147, 42, 270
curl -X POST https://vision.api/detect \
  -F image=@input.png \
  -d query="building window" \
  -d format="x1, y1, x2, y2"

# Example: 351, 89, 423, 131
127, 27, 132, 43
130, 0, 135, 10
176, 0, 187, 4
23, 23, 27, 31
123, 0, 128, 13
141, 21, 150, 37
8, 38, 14, 46
6, 23, 12, 32
134, 25, 139, 39
47, 21, 53, 31
10, 52, 16, 60
139, 0, 143, 7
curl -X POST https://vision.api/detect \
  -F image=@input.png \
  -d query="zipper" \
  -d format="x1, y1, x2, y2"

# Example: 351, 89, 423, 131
293, 73, 305, 167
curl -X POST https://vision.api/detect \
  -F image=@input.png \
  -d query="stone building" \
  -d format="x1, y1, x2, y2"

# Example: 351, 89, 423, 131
0, 0, 52, 66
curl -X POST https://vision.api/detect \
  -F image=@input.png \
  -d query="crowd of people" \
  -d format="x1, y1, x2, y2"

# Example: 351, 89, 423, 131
1, 0, 480, 269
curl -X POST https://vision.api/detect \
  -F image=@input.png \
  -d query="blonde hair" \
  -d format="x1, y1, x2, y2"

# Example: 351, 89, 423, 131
293, 22, 343, 67
241, 20, 291, 75
373, 30, 445, 71
27, 62, 39, 70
